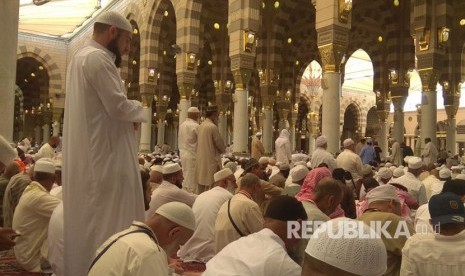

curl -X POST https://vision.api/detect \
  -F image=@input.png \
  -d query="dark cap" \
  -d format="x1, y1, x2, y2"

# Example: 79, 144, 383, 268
243, 158, 259, 172
206, 105, 218, 113
429, 192, 465, 226
265, 195, 307, 221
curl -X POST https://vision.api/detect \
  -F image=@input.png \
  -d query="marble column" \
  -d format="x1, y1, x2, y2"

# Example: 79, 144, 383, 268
52, 121, 60, 137
34, 125, 41, 145
0, 1, 19, 140
218, 112, 227, 141
42, 123, 50, 143
379, 122, 388, 160
391, 96, 407, 143
262, 109, 273, 154
233, 88, 249, 154
178, 98, 190, 124
139, 107, 152, 153
420, 90, 437, 145
321, 72, 341, 154
157, 120, 165, 146
446, 117, 456, 154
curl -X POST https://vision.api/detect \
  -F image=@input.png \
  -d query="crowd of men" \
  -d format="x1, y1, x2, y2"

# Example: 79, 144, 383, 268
0, 10, 464, 276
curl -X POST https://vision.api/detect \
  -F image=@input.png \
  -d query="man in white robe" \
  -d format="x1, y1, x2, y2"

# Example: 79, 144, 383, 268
310, 135, 336, 171
196, 106, 226, 193
178, 168, 236, 263
34, 136, 60, 161
422, 137, 438, 166
336, 138, 363, 181
178, 107, 200, 193
391, 139, 402, 166
62, 11, 147, 276
275, 129, 292, 166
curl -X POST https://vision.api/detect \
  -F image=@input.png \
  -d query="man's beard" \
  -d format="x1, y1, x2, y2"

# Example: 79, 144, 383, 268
107, 35, 122, 67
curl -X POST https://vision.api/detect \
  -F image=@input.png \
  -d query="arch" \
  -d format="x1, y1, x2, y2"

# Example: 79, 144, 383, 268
14, 86, 24, 141
365, 106, 380, 138
342, 103, 362, 141
16, 46, 62, 96
343, 48, 374, 93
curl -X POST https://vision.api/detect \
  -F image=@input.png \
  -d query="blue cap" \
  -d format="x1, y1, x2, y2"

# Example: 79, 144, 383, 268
429, 192, 465, 226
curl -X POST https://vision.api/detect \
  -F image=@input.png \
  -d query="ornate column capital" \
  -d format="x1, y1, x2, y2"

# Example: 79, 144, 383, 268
318, 43, 346, 73
177, 71, 196, 100
391, 96, 407, 112
418, 68, 440, 92
140, 93, 154, 108
232, 68, 252, 90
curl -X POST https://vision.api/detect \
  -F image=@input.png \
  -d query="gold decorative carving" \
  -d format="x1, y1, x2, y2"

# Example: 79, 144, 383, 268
178, 83, 194, 100
140, 93, 154, 108
232, 69, 252, 89
418, 68, 440, 92
318, 43, 346, 73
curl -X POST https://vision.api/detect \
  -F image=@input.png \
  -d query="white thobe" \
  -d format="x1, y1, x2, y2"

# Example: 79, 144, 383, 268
422, 175, 441, 200
35, 143, 55, 160
178, 118, 199, 193
178, 186, 232, 262
275, 130, 292, 166
205, 228, 301, 276
88, 221, 169, 276
145, 180, 197, 219
48, 202, 64, 276
12, 181, 61, 272
391, 142, 402, 166
401, 230, 465, 275
310, 147, 336, 171
422, 142, 438, 166
336, 149, 363, 180
395, 172, 428, 205
414, 204, 434, 234
62, 39, 147, 276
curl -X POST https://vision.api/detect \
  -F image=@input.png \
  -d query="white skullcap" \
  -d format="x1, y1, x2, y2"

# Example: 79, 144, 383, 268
294, 161, 307, 167
256, 132, 262, 136
367, 184, 400, 204
150, 165, 163, 173
224, 161, 237, 173
258, 156, 269, 165
291, 165, 309, 182
403, 156, 412, 164
385, 162, 392, 168
451, 166, 460, 171
34, 158, 56, 174
439, 168, 452, 179
187, 107, 200, 113
306, 218, 387, 276
343, 138, 354, 148
214, 168, 233, 182
316, 135, 328, 147
393, 167, 404, 178
0, 135, 17, 167
162, 163, 181, 175
378, 167, 393, 180
407, 157, 423, 170
95, 11, 133, 33
278, 163, 290, 171
155, 202, 196, 231
455, 174, 465, 180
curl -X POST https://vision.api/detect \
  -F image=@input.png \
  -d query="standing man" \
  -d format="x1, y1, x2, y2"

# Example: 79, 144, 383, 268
196, 106, 226, 193
336, 138, 363, 181
422, 137, 438, 166
310, 135, 336, 171
178, 107, 200, 193
62, 11, 147, 276
391, 139, 402, 167
251, 132, 265, 160
359, 139, 376, 165
275, 129, 292, 166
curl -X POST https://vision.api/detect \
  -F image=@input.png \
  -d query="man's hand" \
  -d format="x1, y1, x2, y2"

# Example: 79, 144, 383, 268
0, 228, 20, 250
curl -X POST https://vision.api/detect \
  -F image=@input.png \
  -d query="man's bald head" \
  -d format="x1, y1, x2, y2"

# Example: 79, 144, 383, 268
3, 162, 20, 179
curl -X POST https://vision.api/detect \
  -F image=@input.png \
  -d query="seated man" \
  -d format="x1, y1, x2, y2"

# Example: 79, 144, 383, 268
302, 218, 387, 275
13, 158, 61, 272
282, 164, 308, 197
402, 192, 465, 275
178, 168, 236, 263
88, 202, 195, 275
145, 163, 197, 219
269, 163, 290, 188
205, 196, 307, 276
215, 173, 264, 252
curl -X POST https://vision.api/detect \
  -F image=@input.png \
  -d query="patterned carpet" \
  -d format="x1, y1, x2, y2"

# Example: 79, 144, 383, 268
0, 251, 47, 276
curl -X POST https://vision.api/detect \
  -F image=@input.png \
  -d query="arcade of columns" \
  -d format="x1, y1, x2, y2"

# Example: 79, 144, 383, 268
2, 0, 465, 158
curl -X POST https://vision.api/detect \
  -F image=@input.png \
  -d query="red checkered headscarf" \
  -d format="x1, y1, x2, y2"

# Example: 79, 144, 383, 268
295, 167, 331, 202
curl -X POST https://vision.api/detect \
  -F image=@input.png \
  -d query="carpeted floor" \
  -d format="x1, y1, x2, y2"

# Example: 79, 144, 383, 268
0, 251, 47, 276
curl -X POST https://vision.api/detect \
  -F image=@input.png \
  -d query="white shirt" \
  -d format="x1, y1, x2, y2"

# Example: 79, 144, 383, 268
178, 118, 199, 158
422, 175, 441, 200
310, 147, 336, 171
401, 230, 465, 275
145, 180, 197, 219
36, 143, 55, 160
205, 228, 301, 276
48, 202, 64, 276
414, 204, 434, 234
275, 130, 292, 166
336, 149, 363, 180
395, 172, 428, 205
178, 186, 233, 262
430, 180, 445, 198
12, 181, 61, 272
88, 221, 168, 276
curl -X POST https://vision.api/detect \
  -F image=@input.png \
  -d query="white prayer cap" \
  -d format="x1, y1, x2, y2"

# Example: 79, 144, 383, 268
187, 107, 200, 113
95, 11, 133, 33
34, 158, 56, 174
224, 161, 237, 173
278, 163, 290, 171
385, 162, 392, 168
389, 165, 397, 172
366, 185, 400, 204
294, 161, 307, 167
403, 156, 412, 164
255, 132, 262, 136
155, 202, 196, 231
455, 174, 465, 180
439, 168, 452, 179
392, 167, 404, 178
407, 157, 423, 169
0, 135, 17, 167
306, 218, 387, 276
316, 135, 328, 147
214, 168, 233, 182
258, 156, 269, 165
150, 165, 163, 173
162, 163, 181, 175
378, 167, 393, 180
343, 138, 354, 148
291, 165, 309, 182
